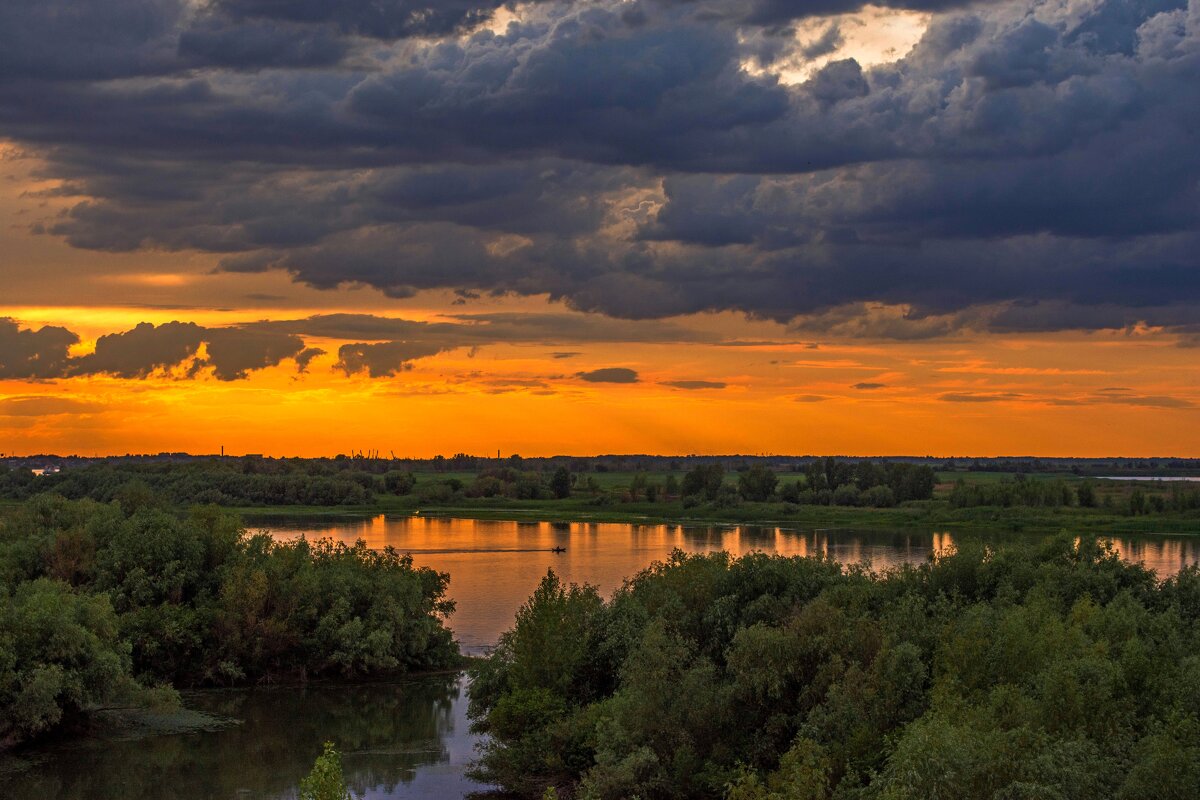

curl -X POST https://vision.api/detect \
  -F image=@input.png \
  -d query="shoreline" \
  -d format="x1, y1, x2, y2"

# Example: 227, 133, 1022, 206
236, 497, 1200, 536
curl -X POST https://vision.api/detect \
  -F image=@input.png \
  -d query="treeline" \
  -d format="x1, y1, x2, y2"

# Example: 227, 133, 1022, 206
950, 477, 1200, 515
0, 495, 458, 748
468, 539, 1200, 800
406, 461, 937, 510
674, 461, 936, 509
0, 461, 417, 506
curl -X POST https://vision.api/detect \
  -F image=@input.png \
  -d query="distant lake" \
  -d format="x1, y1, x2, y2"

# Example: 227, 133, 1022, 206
7, 517, 1198, 800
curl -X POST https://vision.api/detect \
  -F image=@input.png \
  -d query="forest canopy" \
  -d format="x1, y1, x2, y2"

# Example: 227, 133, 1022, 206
0, 496, 459, 748
468, 538, 1200, 799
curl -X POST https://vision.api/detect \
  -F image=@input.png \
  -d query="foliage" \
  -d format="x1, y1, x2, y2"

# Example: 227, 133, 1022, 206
298, 741, 353, 800
0, 495, 459, 745
469, 538, 1200, 800
738, 467, 778, 503
3, 460, 385, 507
0, 578, 149, 748
682, 465, 726, 502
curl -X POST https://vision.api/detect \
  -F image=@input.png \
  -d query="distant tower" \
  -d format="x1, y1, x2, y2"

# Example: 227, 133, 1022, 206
221, 445, 224, 457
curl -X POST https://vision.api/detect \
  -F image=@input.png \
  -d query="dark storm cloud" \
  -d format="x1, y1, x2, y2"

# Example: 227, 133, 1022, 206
0, 318, 79, 380
577, 368, 640, 383
2, 0, 1199, 335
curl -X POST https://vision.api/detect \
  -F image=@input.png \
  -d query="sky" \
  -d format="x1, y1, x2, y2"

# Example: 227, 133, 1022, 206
1, 0, 1198, 457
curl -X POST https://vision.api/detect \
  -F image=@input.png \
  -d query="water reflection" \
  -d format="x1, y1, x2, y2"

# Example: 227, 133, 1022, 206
256, 516, 1199, 654
0, 675, 487, 800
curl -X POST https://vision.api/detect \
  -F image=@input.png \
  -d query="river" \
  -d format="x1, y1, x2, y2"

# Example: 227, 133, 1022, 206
4, 517, 1197, 799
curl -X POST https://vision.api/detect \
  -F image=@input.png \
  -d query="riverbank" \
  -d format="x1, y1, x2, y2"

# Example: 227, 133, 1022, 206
234, 495, 1200, 535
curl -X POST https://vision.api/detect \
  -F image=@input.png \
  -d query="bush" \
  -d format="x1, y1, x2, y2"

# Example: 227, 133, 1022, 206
298, 741, 352, 800
831, 484, 861, 506
861, 485, 896, 508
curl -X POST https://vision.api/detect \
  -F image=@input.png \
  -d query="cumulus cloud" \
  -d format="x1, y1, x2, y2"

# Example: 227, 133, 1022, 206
0, 312, 720, 383
335, 341, 449, 377
0, 319, 307, 382
577, 367, 640, 383
0, 318, 78, 380
1, 0, 1199, 335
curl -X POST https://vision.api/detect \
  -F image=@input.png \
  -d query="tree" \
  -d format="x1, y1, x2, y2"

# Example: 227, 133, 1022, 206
298, 741, 352, 800
738, 466, 778, 502
1077, 480, 1097, 508
681, 464, 725, 501
550, 467, 572, 499
0, 579, 143, 747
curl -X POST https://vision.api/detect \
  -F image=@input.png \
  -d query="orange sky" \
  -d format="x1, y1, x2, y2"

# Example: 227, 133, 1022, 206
2, 97, 1199, 458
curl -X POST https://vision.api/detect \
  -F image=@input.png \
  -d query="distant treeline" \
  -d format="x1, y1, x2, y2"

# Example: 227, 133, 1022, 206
4, 459, 1198, 516
406, 461, 938, 510
0, 496, 458, 749
950, 476, 1200, 515
0, 459, 936, 510
0, 460, 400, 506
469, 539, 1200, 800
8, 452, 1200, 479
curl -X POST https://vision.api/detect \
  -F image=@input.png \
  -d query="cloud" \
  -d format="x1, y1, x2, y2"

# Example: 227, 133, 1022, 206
793, 394, 829, 402
0, 311, 720, 384
68, 322, 307, 381
939, 392, 1026, 403
334, 341, 449, 377
1087, 388, 1195, 409
1, 318, 308, 382
662, 380, 727, 390
0, 396, 104, 417
577, 367, 640, 383
1, 0, 1199, 335
0, 318, 79, 380
851, 382, 888, 390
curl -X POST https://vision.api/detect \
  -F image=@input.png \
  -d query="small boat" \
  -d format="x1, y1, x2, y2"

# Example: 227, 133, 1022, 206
550, 546, 566, 553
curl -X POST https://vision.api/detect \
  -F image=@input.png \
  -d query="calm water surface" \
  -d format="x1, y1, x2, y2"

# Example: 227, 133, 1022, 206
1, 674, 486, 799
6, 518, 1198, 799
260, 516, 1200, 653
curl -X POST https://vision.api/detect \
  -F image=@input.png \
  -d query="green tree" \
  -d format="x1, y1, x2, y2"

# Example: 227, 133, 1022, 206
0, 579, 144, 747
550, 467, 573, 500
298, 741, 352, 800
738, 466, 778, 502
681, 464, 725, 501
